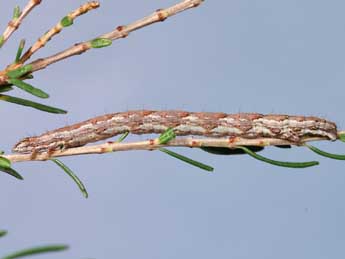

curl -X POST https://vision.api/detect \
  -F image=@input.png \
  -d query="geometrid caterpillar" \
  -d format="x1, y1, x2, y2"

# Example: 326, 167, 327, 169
13, 110, 338, 154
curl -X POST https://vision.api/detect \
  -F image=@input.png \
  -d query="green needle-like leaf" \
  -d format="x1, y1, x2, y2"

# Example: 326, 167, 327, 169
159, 148, 214, 172
6, 64, 32, 79
0, 157, 11, 168
117, 131, 129, 142
2, 244, 68, 259
90, 38, 112, 48
15, 39, 25, 63
201, 146, 264, 155
0, 156, 22, 180
0, 94, 67, 114
338, 133, 345, 143
237, 146, 319, 168
8, 79, 49, 98
50, 159, 88, 198
12, 5, 21, 19
158, 128, 176, 144
0, 230, 8, 238
0, 165, 23, 180
305, 144, 345, 160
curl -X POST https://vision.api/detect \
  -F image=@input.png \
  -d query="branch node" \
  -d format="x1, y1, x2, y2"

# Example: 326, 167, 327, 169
116, 26, 129, 38
7, 20, 20, 30
155, 9, 169, 22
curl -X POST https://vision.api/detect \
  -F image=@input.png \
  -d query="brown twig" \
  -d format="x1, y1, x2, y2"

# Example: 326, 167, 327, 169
27, 0, 204, 73
0, 0, 42, 48
19, 1, 100, 64
5, 131, 345, 163
0, 0, 203, 86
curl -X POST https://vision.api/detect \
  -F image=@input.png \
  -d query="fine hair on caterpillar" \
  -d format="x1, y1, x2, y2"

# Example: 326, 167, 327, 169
13, 110, 338, 154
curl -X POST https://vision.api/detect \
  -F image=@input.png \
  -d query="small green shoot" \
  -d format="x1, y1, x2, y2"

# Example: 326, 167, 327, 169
159, 148, 214, 172
158, 128, 175, 144
0, 94, 67, 114
12, 6, 21, 19
50, 158, 88, 198
305, 144, 345, 160
60, 16, 73, 27
2, 244, 68, 259
338, 132, 345, 143
0, 36, 5, 48
237, 146, 319, 168
15, 39, 25, 63
8, 79, 49, 98
117, 131, 129, 142
90, 38, 112, 48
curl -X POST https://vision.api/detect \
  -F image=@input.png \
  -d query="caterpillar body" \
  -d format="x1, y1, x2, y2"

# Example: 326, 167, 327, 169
13, 110, 338, 154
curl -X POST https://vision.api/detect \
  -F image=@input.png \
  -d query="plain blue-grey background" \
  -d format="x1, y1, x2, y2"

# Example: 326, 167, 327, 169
1, 1, 345, 258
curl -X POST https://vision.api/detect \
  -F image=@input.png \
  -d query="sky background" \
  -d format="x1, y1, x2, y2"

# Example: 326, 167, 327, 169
1, 0, 345, 258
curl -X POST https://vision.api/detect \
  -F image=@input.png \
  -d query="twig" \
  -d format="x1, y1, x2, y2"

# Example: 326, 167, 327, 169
27, 0, 204, 73
5, 131, 344, 163
0, 0, 203, 86
0, 0, 42, 48
19, 1, 100, 64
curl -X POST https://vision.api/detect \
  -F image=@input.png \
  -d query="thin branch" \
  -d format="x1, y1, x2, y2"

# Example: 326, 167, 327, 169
0, 0, 42, 48
0, 0, 203, 86
27, 0, 204, 73
5, 131, 345, 163
19, 1, 100, 64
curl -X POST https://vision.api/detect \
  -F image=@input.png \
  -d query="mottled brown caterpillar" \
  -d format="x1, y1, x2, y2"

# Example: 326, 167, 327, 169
13, 110, 338, 154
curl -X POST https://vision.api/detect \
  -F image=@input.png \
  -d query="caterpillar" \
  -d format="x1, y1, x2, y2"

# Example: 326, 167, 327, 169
13, 110, 338, 154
